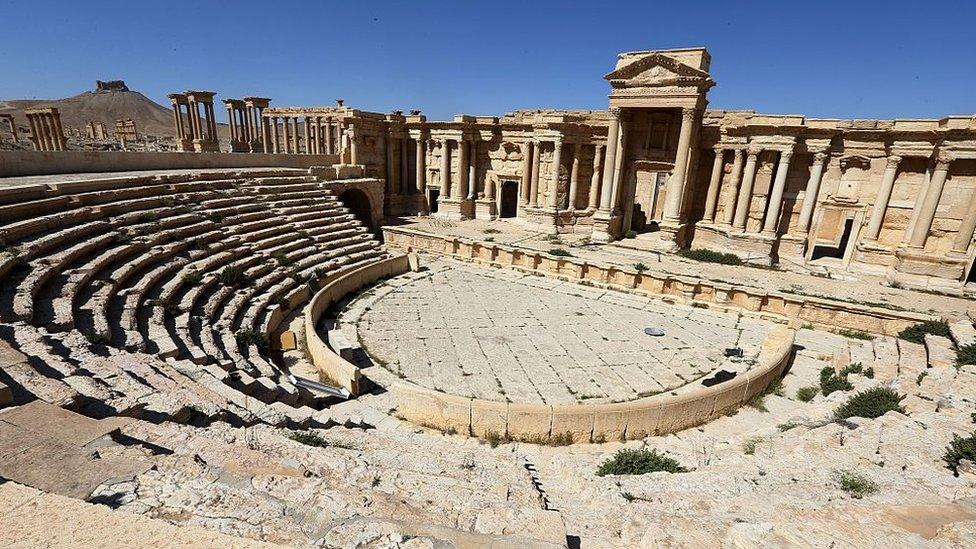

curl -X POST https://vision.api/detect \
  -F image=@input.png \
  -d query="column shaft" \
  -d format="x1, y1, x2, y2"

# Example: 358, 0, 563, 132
440, 139, 451, 197
415, 138, 426, 193
952, 190, 976, 253
599, 113, 621, 211
456, 138, 469, 199
588, 144, 604, 210
733, 149, 760, 230
385, 134, 395, 194
403, 138, 412, 195
467, 140, 477, 199
796, 152, 827, 234
761, 150, 794, 234
567, 142, 581, 210
703, 148, 724, 222
908, 157, 951, 248
662, 108, 696, 221
519, 142, 532, 204
549, 141, 563, 209
529, 140, 541, 207
863, 156, 901, 241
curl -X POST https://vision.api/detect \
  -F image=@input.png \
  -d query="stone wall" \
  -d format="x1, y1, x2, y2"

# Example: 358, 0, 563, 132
303, 254, 413, 395
392, 325, 796, 442
382, 226, 935, 336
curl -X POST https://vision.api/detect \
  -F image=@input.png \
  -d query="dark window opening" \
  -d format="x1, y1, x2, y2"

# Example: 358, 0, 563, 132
811, 217, 854, 261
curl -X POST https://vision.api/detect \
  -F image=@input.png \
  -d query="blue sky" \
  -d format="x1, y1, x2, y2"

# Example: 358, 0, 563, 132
1, 0, 973, 121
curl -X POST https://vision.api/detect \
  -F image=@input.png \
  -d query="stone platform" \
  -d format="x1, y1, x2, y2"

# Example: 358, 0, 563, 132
337, 260, 772, 405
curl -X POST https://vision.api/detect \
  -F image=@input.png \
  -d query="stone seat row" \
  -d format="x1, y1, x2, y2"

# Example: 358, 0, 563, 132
0, 173, 388, 430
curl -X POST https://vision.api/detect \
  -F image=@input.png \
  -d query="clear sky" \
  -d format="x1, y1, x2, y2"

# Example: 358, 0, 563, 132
2, 0, 973, 122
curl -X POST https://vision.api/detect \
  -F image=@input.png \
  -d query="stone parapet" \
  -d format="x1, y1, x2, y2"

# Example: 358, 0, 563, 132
382, 226, 936, 336
393, 325, 796, 443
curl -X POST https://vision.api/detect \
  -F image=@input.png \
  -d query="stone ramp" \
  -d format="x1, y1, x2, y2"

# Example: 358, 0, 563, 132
0, 401, 149, 499
0, 481, 277, 548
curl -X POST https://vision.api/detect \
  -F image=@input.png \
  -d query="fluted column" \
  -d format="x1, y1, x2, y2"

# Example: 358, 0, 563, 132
519, 142, 532, 204
703, 148, 725, 222
733, 147, 761, 230
952, 191, 976, 254
172, 104, 184, 139
303, 117, 312, 154
663, 108, 697, 222
292, 117, 300, 154
863, 155, 902, 242
440, 139, 452, 198
599, 111, 622, 212
908, 154, 952, 248
283, 118, 292, 153
796, 152, 828, 234
456, 138, 469, 200
262, 117, 271, 153
548, 140, 563, 209
415, 138, 426, 193
761, 150, 794, 235
529, 140, 541, 207
588, 144, 604, 210
567, 142, 581, 211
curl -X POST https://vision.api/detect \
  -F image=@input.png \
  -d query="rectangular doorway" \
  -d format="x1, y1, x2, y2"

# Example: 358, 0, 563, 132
500, 181, 518, 218
428, 189, 439, 213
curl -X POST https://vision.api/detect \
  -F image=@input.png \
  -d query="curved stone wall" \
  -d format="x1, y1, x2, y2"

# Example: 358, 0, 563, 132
392, 325, 796, 443
382, 226, 936, 336
304, 253, 413, 396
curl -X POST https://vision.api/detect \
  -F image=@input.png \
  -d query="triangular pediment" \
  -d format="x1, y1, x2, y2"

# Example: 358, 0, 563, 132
604, 53, 713, 89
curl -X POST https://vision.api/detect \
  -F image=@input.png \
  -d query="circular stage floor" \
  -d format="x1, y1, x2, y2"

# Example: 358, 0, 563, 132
339, 260, 775, 405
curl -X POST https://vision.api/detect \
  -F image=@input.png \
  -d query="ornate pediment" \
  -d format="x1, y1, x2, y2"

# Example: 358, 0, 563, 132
604, 53, 714, 91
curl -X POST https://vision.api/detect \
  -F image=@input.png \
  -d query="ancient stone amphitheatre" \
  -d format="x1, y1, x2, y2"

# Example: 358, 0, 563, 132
1, 46, 976, 548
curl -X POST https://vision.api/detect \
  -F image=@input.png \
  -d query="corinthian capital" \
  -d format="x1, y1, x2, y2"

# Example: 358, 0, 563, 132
886, 155, 902, 169
680, 108, 697, 123
935, 151, 953, 168
813, 151, 829, 163
609, 107, 623, 121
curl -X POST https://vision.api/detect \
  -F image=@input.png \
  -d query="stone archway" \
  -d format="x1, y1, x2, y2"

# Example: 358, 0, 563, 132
338, 188, 375, 233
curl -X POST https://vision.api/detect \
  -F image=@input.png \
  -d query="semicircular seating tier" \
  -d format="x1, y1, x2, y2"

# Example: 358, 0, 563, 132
0, 169, 388, 428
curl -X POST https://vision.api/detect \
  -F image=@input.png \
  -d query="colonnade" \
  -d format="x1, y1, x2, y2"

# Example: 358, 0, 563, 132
264, 115, 342, 155
385, 132, 425, 195
168, 91, 218, 151
223, 97, 270, 152
24, 108, 66, 151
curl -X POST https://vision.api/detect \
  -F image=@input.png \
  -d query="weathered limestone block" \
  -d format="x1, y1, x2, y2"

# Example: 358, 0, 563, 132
393, 383, 471, 434
506, 403, 552, 442
470, 399, 508, 438
924, 335, 956, 371
550, 405, 595, 443
950, 320, 976, 348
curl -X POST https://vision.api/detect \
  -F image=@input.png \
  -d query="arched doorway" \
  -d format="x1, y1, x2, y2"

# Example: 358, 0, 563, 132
338, 188, 375, 234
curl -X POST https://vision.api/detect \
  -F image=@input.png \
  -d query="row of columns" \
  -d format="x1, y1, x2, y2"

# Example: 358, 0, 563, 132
168, 91, 218, 151
264, 115, 343, 155
702, 145, 976, 256
385, 133, 426, 195
223, 98, 270, 152
25, 108, 66, 151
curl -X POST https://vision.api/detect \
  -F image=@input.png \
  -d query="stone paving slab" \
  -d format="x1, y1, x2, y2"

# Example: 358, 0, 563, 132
346, 259, 773, 405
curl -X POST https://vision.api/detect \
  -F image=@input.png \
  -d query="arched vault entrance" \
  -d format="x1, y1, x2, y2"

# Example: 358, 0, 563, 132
338, 188, 375, 233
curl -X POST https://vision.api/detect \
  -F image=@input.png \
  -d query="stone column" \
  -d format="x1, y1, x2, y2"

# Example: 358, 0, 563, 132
720, 149, 745, 226
403, 138, 412, 195
26, 115, 40, 150
863, 155, 902, 242
385, 134, 396, 194
549, 140, 563, 209
226, 105, 236, 142
315, 117, 323, 154
567, 142, 581, 211
908, 154, 952, 248
761, 150, 794, 235
172, 104, 183, 139
271, 117, 280, 153
662, 108, 697, 222
611, 114, 628, 211
951, 191, 976, 254
303, 117, 312, 154
529, 140, 541, 207
325, 118, 334, 154
415, 138, 426, 193
519, 142, 532, 204
262, 117, 271, 153
703, 148, 725, 222
456, 138, 469, 200
796, 152, 828, 235
40, 114, 53, 150
733, 147, 761, 230
440, 139, 451, 198
350, 131, 359, 164
292, 117, 300, 154
285, 118, 294, 153
467, 140, 478, 200
598, 112, 621, 212
588, 144, 604, 210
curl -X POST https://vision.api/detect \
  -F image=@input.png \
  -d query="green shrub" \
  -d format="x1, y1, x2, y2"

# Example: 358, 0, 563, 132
290, 431, 329, 447
219, 265, 247, 287
820, 366, 854, 396
235, 328, 269, 353
633, 262, 648, 273
596, 448, 687, 476
84, 330, 112, 345
482, 228, 501, 234
834, 387, 905, 420
181, 271, 203, 286
547, 248, 573, 257
957, 344, 976, 367
743, 436, 762, 455
677, 248, 742, 265
897, 320, 951, 344
796, 386, 819, 402
943, 431, 976, 475
272, 251, 293, 267
624, 230, 637, 239
916, 371, 928, 385
834, 469, 878, 499
863, 367, 875, 379
835, 329, 874, 341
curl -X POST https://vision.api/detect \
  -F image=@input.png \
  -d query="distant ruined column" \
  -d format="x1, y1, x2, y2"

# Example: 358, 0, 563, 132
529, 140, 541, 207
519, 141, 532, 204
588, 144, 603, 210
549, 139, 563, 209
567, 142, 581, 211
